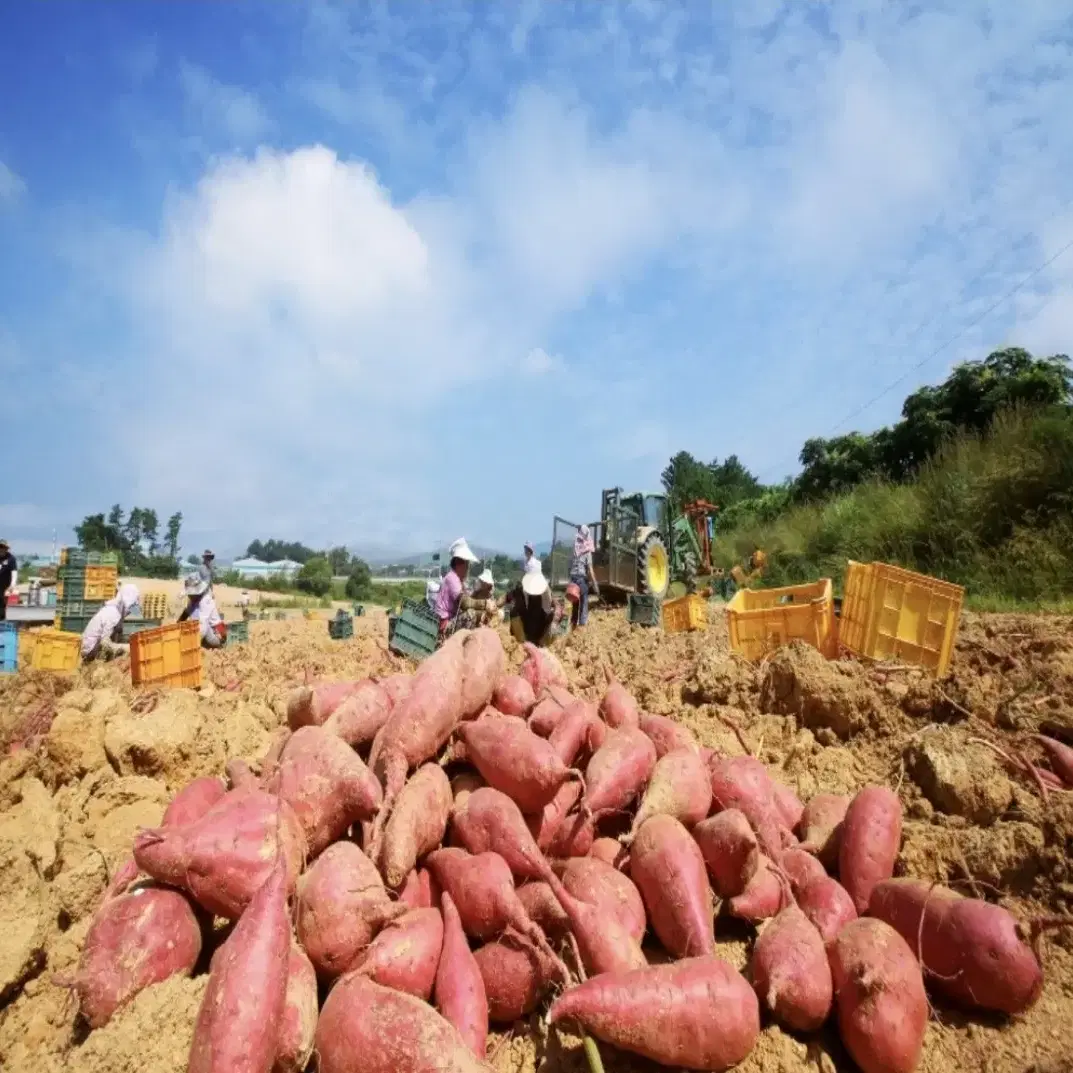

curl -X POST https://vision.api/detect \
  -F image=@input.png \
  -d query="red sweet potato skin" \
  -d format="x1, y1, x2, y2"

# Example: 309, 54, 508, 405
399, 868, 436, 910
450, 787, 553, 883
829, 919, 927, 1073
584, 727, 657, 817
630, 749, 712, 834
693, 809, 759, 898
548, 873, 648, 977
839, 786, 903, 913
629, 815, 714, 958
132, 788, 306, 919
869, 878, 1043, 1014
639, 711, 700, 757
264, 726, 382, 857
520, 642, 567, 695
435, 893, 489, 1057
163, 776, 228, 827
526, 780, 593, 859
460, 628, 507, 719
600, 681, 640, 729
750, 906, 832, 1031
73, 883, 202, 1028
316, 973, 490, 1073
274, 944, 318, 1073
797, 875, 857, 944
588, 837, 624, 866
516, 882, 570, 938
295, 842, 404, 977
354, 908, 444, 1001
548, 699, 602, 767
1036, 733, 1073, 786
772, 781, 804, 831
707, 755, 789, 858
549, 956, 760, 1072
780, 846, 828, 896
527, 696, 567, 738
798, 792, 850, 868
188, 861, 290, 1073
473, 939, 561, 1024
492, 675, 536, 717
381, 763, 453, 889
729, 856, 790, 924
379, 673, 413, 709
322, 680, 394, 747
287, 681, 363, 730
555, 857, 647, 943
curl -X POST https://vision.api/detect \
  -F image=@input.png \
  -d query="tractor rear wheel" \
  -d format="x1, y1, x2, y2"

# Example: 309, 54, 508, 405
637, 533, 670, 600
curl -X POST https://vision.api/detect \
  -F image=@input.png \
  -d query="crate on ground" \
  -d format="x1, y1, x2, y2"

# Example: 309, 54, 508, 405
390, 599, 438, 660
662, 593, 707, 634
626, 593, 662, 627
839, 561, 964, 677
30, 628, 82, 672
329, 610, 353, 640
0, 623, 17, 673
59, 548, 119, 567
226, 620, 249, 644
352, 603, 365, 617
727, 578, 837, 661
140, 592, 170, 620
130, 621, 202, 688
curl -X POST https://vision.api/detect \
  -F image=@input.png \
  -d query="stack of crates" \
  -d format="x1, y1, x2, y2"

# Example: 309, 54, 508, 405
329, 610, 354, 640
141, 592, 170, 620
54, 550, 118, 634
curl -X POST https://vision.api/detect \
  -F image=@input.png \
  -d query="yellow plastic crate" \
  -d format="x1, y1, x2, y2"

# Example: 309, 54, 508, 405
662, 594, 707, 634
57, 565, 118, 601
726, 579, 836, 661
140, 592, 171, 620
29, 628, 82, 672
839, 561, 964, 677
130, 621, 203, 688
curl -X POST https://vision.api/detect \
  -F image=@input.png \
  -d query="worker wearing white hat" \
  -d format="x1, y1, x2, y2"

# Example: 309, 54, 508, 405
179, 574, 226, 648
522, 541, 542, 575
506, 568, 559, 645
433, 538, 494, 641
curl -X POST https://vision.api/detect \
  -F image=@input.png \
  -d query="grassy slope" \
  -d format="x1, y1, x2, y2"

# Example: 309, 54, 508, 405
714, 407, 1073, 609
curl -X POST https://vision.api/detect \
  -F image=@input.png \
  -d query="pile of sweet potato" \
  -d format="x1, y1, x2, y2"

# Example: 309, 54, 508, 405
65, 628, 1056, 1073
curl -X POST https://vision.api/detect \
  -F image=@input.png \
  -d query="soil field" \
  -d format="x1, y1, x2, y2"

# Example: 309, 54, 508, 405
1, 605, 1072, 1073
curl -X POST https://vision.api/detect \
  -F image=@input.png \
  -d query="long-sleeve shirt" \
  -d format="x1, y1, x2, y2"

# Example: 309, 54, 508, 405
81, 604, 123, 658
188, 593, 223, 643
434, 570, 463, 621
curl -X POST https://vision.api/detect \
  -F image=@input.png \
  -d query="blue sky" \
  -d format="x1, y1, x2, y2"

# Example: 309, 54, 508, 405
2, 1, 1072, 561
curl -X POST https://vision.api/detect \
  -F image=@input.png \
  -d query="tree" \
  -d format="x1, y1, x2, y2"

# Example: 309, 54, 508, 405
166, 512, 183, 560
76, 503, 182, 577
327, 546, 351, 575
186, 553, 200, 566
246, 538, 317, 564
345, 558, 372, 600
296, 556, 332, 596
141, 509, 160, 554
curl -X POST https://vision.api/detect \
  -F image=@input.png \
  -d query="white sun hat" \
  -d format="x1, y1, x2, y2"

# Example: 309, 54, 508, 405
449, 538, 479, 563
522, 571, 548, 597
477, 569, 494, 586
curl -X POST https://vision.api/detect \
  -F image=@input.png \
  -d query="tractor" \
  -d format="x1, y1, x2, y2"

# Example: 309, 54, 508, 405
548, 489, 719, 601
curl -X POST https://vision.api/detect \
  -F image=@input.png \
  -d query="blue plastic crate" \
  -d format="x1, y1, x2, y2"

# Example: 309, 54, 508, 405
0, 623, 17, 673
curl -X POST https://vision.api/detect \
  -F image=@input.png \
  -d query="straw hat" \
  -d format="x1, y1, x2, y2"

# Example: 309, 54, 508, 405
522, 571, 548, 597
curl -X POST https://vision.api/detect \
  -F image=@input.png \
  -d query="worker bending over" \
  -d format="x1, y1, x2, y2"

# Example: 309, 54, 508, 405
507, 571, 558, 646
179, 574, 226, 648
81, 583, 140, 661
434, 538, 496, 640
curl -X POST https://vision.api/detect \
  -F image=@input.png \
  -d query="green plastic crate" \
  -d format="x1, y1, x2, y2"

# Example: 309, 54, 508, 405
626, 593, 662, 627
54, 615, 161, 639
329, 611, 354, 640
55, 599, 106, 617
226, 620, 249, 644
60, 549, 119, 567
120, 618, 162, 639
389, 600, 438, 660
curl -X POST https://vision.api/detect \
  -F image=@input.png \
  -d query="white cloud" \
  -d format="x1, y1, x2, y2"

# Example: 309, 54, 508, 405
0, 161, 25, 205
521, 347, 557, 376
179, 62, 272, 144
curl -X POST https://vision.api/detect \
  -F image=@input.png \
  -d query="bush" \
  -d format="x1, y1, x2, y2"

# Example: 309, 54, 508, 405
345, 560, 373, 600
296, 556, 333, 597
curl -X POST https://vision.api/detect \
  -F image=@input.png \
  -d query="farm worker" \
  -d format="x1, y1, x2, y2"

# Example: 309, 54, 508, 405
238, 590, 251, 619
507, 570, 556, 646
523, 541, 542, 575
0, 540, 17, 620
472, 569, 495, 600
179, 574, 226, 648
81, 583, 140, 662
434, 538, 493, 640
568, 524, 600, 627
199, 549, 216, 591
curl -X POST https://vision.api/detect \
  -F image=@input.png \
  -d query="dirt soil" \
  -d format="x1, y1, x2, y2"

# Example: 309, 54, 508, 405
2, 605, 1073, 1073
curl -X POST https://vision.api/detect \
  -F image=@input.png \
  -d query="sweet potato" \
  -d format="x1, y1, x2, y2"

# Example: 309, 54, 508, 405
296, 842, 405, 977
772, 781, 804, 830
628, 748, 712, 837
584, 727, 657, 817
381, 763, 453, 889
287, 680, 364, 730
600, 678, 640, 729
473, 937, 562, 1024
65, 883, 201, 1028
426, 848, 564, 978
797, 875, 857, 944
547, 873, 647, 976
829, 919, 927, 1073
399, 868, 437, 910
750, 905, 832, 1031
1036, 733, 1073, 786
354, 907, 444, 1000
492, 675, 536, 717
869, 877, 1044, 1014
780, 846, 828, 896
450, 771, 486, 809
516, 881, 569, 938
629, 815, 713, 957
322, 680, 394, 748
549, 956, 760, 1071
729, 856, 789, 924
520, 641, 567, 695
435, 893, 488, 1057
708, 755, 790, 858
378, 672, 413, 708
460, 627, 507, 719
275, 944, 318, 1073
225, 758, 259, 791
526, 780, 594, 858
316, 973, 490, 1073
548, 699, 604, 766
639, 710, 700, 757
798, 792, 849, 868
527, 695, 567, 737
188, 861, 290, 1073
693, 809, 759, 898
459, 716, 582, 815
589, 836, 624, 866
839, 786, 903, 914
264, 726, 382, 856
133, 788, 306, 919
450, 786, 554, 883
555, 857, 647, 943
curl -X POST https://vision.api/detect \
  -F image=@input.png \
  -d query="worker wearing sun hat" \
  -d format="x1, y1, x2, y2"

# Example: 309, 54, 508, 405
522, 541, 542, 576
507, 568, 557, 646
434, 538, 493, 640
179, 573, 226, 648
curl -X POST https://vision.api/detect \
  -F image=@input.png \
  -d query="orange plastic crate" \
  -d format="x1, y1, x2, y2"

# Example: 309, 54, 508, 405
726, 579, 837, 661
662, 594, 707, 634
130, 621, 203, 688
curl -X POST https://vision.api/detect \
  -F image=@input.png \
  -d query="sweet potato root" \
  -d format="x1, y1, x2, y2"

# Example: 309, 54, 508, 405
600, 679, 640, 729
519, 642, 567, 695
322, 680, 394, 748
516, 881, 570, 939
399, 868, 437, 910
547, 873, 647, 977
729, 856, 789, 924
750, 905, 832, 1031
548, 699, 604, 767
527, 696, 568, 738
780, 846, 828, 896
839, 786, 903, 914
287, 680, 364, 730
450, 786, 555, 883
693, 809, 759, 898
639, 710, 700, 757
555, 856, 647, 943
381, 763, 453, 889
628, 748, 712, 837
798, 792, 849, 868
584, 727, 657, 818
797, 875, 857, 944
435, 893, 489, 1057
460, 628, 507, 720
492, 675, 536, 717
354, 907, 444, 1001
473, 937, 563, 1024
526, 780, 594, 859
707, 755, 790, 858
275, 944, 318, 1073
